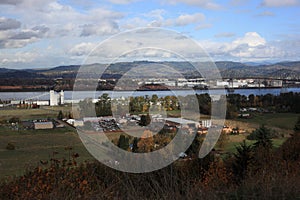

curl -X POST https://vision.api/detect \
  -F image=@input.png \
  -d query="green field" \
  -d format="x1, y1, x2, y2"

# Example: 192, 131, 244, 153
0, 131, 94, 179
0, 105, 72, 121
0, 105, 94, 179
237, 112, 299, 130
222, 135, 287, 153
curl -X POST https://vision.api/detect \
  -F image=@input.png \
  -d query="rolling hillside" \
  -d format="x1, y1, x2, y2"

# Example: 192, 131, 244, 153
0, 61, 299, 80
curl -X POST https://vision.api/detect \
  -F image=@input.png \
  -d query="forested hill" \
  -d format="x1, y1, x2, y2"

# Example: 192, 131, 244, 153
0, 61, 300, 79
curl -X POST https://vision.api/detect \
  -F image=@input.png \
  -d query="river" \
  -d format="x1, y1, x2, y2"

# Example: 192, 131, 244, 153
0, 87, 299, 101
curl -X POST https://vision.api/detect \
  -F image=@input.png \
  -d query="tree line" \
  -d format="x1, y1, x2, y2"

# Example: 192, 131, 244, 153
78, 92, 300, 118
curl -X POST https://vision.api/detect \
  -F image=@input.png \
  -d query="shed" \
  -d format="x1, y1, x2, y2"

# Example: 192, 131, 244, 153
34, 121, 54, 129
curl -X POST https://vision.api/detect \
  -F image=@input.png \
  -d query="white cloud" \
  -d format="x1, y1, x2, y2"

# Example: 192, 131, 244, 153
123, 12, 206, 29
200, 32, 290, 61
86, 8, 124, 21
67, 28, 214, 64
195, 23, 212, 30
68, 42, 97, 56
0, 25, 49, 48
107, 0, 139, 4
229, 0, 250, 6
232, 32, 266, 47
0, 17, 21, 30
214, 32, 235, 38
164, 0, 222, 10
261, 0, 299, 7
144, 9, 166, 20
0, 0, 22, 5
80, 22, 119, 37
255, 11, 275, 17
0, 1, 124, 44
0, 39, 38, 48
78, 8, 123, 36
121, 18, 149, 29
174, 13, 205, 26
0, 52, 38, 64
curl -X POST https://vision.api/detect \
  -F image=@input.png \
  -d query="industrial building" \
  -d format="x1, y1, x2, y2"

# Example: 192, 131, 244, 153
50, 90, 64, 106
165, 118, 200, 128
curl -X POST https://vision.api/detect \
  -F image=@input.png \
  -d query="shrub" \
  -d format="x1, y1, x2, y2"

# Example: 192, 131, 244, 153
6, 142, 15, 150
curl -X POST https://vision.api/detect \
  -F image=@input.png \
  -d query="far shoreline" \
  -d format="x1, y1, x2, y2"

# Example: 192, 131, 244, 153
0, 86, 297, 93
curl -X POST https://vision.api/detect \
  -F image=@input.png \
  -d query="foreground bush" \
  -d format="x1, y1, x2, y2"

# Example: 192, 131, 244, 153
1, 153, 299, 199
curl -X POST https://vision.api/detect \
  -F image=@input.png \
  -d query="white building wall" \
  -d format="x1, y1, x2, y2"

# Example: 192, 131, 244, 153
50, 90, 64, 106
201, 120, 212, 128
60, 90, 64, 105
36, 101, 50, 106
216, 81, 229, 87
50, 90, 58, 106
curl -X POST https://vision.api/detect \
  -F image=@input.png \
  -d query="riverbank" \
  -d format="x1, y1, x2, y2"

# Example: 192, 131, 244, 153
1, 87, 300, 101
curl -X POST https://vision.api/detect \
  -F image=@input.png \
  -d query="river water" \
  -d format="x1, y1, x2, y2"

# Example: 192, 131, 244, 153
0, 88, 299, 101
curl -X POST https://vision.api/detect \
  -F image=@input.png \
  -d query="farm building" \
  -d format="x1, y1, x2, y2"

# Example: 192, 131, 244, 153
34, 121, 54, 129
164, 118, 200, 128
66, 119, 84, 127
200, 120, 212, 128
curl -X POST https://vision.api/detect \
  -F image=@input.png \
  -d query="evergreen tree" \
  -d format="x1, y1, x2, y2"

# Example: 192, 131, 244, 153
281, 116, 300, 161
57, 110, 64, 120
253, 125, 273, 149
132, 137, 139, 153
139, 114, 151, 126
232, 140, 253, 181
294, 116, 300, 133
95, 93, 112, 117
118, 135, 129, 150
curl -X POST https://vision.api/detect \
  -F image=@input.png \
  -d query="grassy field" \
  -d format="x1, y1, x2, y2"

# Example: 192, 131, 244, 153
222, 135, 287, 153
0, 106, 297, 179
237, 112, 299, 130
0, 105, 94, 179
0, 105, 72, 121
0, 131, 94, 179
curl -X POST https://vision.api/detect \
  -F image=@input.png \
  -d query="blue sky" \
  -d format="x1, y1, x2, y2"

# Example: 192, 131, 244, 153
0, 0, 299, 68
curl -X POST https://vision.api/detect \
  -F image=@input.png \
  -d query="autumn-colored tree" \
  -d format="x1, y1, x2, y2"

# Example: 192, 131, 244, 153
202, 159, 232, 189
137, 130, 154, 152
216, 131, 229, 149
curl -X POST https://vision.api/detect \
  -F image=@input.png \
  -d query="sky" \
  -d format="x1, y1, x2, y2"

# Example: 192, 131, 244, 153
0, 0, 299, 68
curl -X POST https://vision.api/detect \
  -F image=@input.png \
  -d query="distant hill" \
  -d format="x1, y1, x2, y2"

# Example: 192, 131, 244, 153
0, 61, 299, 80
216, 61, 300, 79
0, 68, 45, 79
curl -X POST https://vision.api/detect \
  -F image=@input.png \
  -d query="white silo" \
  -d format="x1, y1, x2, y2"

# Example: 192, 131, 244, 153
60, 90, 64, 105
50, 90, 58, 106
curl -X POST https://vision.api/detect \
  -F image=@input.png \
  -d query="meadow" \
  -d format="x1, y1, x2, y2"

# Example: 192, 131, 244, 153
237, 112, 299, 130
0, 105, 95, 179
0, 105, 297, 179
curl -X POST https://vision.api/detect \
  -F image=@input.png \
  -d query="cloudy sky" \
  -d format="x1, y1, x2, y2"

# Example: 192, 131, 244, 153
0, 0, 299, 68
